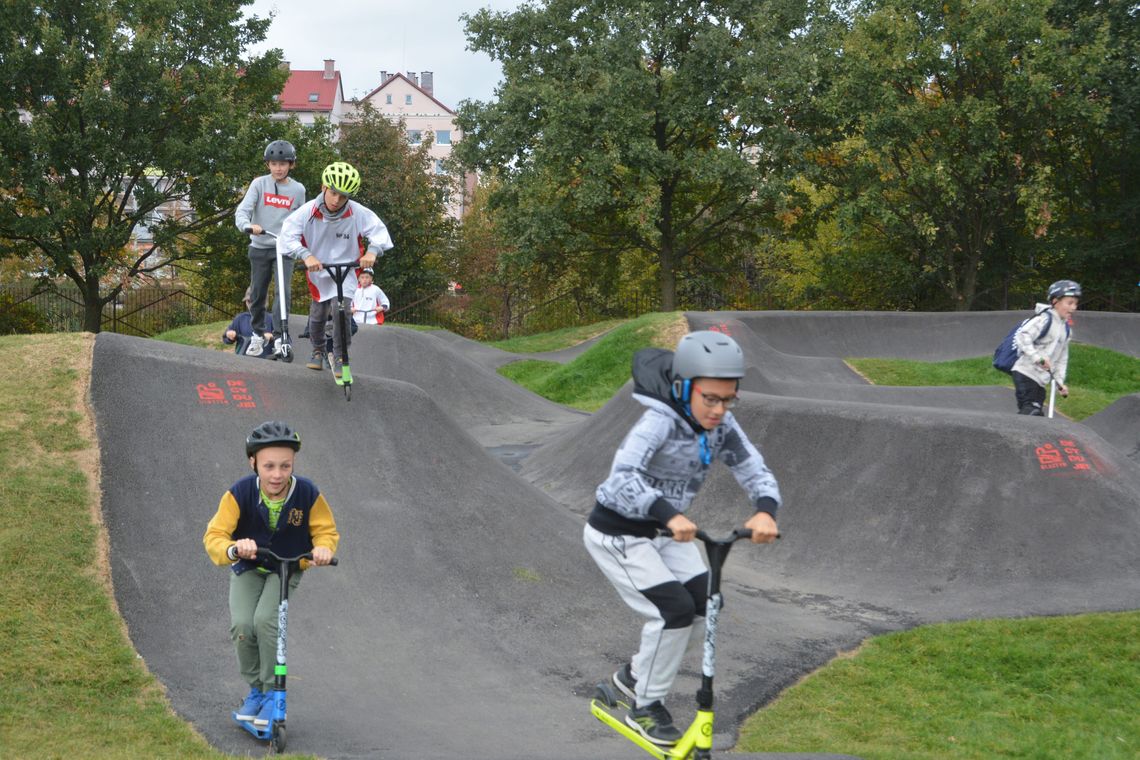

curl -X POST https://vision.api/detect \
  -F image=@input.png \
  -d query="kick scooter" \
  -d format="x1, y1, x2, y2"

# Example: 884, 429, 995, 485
591, 528, 777, 759
243, 228, 294, 362
320, 262, 358, 401
232, 548, 338, 753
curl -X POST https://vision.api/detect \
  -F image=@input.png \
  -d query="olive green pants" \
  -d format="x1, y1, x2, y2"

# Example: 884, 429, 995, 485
229, 569, 302, 692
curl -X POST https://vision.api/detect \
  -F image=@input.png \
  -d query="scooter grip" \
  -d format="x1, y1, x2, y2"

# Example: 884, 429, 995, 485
328, 557, 339, 566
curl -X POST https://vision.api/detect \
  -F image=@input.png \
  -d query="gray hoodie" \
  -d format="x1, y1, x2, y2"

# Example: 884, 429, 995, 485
234, 174, 307, 249
591, 349, 781, 537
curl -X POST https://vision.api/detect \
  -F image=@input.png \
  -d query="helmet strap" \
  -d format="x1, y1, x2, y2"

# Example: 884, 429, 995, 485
671, 378, 691, 403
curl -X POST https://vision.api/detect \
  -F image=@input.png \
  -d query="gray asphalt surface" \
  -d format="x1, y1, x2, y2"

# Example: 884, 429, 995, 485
89, 310, 1140, 759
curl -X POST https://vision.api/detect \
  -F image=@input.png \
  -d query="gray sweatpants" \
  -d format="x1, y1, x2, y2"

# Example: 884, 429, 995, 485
584, 524, 708, 706
307, 297, 351, 359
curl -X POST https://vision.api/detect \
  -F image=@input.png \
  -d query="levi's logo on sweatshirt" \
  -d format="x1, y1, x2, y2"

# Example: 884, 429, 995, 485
263, 192, 295, 210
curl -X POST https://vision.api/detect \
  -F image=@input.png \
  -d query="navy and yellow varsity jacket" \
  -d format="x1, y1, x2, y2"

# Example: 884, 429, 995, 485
203, 473, 339, 574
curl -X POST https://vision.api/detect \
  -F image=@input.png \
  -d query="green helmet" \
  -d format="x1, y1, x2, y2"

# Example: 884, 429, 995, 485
322, 161, 361, 197
672, 331, 746, 381
245, 421, 301, 458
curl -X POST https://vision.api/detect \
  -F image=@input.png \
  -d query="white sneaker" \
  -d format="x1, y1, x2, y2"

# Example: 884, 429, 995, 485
245, 334, 264, 356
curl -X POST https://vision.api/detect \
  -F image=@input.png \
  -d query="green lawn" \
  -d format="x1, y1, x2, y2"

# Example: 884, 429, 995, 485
0, 333, 318, 759
487, 318, 627, 353
738, 611, 1140, 759
496, 312, 686, 411
848, 343, 1140, 420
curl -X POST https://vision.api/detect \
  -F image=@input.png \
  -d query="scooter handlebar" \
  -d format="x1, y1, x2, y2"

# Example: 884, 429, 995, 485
659, 527, 780, 544
254, 547, 338, 566
243, 226, 278, 239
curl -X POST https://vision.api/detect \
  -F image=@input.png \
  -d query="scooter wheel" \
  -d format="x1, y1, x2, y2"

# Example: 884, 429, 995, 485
270, 722, 286, 753
593, 681, 618, 708
280, 347, 293, 363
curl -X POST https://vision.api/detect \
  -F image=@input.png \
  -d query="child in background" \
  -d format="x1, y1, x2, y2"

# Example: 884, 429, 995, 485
1011, 280, 1080, 415
351, 267, 390, 325
234, 140, 306, 357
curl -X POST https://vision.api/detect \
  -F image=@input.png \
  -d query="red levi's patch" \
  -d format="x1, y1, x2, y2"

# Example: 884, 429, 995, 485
263, 192, 295, 210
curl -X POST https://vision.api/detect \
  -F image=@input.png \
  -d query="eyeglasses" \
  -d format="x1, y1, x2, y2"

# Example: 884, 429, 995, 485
694, 387, 738, 409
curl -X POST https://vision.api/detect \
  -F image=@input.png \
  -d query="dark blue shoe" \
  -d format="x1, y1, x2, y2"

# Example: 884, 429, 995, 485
234, 687, 264, 721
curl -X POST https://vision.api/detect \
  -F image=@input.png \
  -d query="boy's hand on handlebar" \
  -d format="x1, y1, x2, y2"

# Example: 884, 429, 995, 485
249, 224, 264, 236
310, 547, 334, 566
360, 253, 377, 269
233, 538, 258, 559
304, 255, 322, 272
665, 514, 697, 542
744, 511, 779, 544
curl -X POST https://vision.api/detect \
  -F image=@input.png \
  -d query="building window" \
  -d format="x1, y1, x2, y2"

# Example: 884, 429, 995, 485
435, 130, 451, 145
308, 93, 319, 102
405, 94, 412, 105
408, 130, 422, 145
434, 160, 446, 174
385, 94, 392, 104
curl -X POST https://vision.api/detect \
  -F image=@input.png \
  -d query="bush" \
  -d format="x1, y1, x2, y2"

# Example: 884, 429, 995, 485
0, 292, 48, 334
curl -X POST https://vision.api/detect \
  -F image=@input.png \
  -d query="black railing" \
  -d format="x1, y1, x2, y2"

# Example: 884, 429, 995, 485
2, 282, 232, 337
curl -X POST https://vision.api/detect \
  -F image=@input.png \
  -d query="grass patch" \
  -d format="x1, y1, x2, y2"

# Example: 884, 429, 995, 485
739, 610, 1140, 760
497, 312, 686, 411
488, 318, 627, 353
0, 333, 315, 759
847, 344, 1140, 420
154, 319, 231, 351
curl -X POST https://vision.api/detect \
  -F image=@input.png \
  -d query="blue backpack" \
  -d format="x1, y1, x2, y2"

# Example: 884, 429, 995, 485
992, 311, 1067, 374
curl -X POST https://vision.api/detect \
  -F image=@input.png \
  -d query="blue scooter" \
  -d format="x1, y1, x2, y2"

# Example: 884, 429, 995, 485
232, 548, 338, 753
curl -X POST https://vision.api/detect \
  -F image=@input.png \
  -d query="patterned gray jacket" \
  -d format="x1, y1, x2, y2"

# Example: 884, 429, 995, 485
592, 349, 781, 536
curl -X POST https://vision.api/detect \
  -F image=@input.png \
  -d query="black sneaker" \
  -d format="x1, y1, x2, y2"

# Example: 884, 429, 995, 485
612, 663, 637, 701
625, 700, 682, 746
306, 350, 325, 370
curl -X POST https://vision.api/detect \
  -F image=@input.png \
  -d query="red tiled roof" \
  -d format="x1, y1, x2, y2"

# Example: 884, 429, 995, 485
279, 69, 342, 111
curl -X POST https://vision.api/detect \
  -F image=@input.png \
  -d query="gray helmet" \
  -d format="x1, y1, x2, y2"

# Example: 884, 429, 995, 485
245, 421, 301, 457
1047, 280, 1081, 301
263, 140, 297, 162
672, 331, 746, 381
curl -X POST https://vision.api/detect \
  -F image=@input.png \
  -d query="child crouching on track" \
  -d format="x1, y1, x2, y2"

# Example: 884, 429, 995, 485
277, 161, 394, 377
203, 421, 339, 727
584, 330, 781, 746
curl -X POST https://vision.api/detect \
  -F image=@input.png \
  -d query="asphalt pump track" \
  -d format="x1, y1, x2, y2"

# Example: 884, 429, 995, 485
90, 312, 1140, 758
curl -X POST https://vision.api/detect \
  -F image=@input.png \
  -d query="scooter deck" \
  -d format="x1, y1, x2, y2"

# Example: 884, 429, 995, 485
232, 711, 272, 740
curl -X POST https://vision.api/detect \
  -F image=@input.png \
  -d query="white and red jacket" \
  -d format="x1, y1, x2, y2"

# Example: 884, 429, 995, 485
277, 198, 394, 303
352, 284, 390, 325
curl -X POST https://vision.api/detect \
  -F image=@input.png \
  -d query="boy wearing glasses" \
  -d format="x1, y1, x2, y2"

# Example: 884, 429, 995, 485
583, 330, 781, 747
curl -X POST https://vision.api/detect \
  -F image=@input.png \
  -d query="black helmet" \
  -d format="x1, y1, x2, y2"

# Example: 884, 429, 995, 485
245, 421, 301, 457
264, 140, 297, 162
360, 267, 374, 275
1047, 280, 1081, 301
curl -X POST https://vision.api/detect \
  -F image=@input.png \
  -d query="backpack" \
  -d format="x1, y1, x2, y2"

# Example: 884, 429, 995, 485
991, 311, 1068, 374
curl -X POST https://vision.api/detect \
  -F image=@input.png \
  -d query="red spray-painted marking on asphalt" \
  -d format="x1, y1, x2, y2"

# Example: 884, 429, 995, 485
709, 323, 733, 336
1034, 439, 1096, 474
196, 378, 259, 409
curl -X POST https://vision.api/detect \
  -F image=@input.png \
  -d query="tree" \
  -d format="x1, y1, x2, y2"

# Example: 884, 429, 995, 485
337, 102, 454, 301
455, 0, 822, 311
0, 0, 286, 331
821, 0, 1111, 310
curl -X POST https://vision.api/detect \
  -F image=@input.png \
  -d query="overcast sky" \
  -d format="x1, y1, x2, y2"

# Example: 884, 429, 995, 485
245, 0, 523, 108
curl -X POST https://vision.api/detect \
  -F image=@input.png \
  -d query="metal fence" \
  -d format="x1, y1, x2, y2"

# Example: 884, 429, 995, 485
2, 282, 233, 337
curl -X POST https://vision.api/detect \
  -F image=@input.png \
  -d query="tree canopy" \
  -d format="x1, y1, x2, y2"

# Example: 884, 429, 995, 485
0, 0, 285, 331
455, 0, 826, 311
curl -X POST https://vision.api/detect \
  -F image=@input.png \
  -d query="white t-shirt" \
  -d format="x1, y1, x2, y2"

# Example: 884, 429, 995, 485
352, 284, 390, 325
